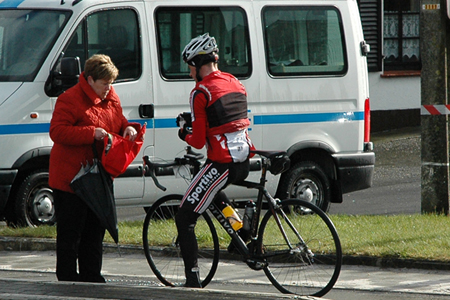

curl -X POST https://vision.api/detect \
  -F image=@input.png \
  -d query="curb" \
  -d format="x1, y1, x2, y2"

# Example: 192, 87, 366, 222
2, 237, 450, 271
0, 237, 143, 254
343, 255, 450, 271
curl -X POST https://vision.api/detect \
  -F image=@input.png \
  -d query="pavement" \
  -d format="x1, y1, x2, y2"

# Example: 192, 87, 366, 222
3, 237, 450, 300
0, 237, 324, 300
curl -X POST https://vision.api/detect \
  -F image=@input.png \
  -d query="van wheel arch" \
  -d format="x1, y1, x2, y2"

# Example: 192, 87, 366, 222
276, 149, 336, 212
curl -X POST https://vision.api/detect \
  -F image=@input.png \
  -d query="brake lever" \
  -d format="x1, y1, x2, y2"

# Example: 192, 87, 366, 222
143, 156, 167, 191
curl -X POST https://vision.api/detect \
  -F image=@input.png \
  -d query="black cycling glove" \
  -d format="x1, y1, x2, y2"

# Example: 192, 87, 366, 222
178, 128, 188, 141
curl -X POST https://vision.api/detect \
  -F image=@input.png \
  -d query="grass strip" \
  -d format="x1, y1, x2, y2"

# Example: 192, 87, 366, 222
1, 214, 449, 262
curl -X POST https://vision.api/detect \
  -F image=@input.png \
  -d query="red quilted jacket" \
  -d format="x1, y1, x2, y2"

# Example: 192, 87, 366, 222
49, 72, 129, 193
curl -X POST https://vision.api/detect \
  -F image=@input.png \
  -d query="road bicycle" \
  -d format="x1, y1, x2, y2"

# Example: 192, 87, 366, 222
142, 147, 342, 297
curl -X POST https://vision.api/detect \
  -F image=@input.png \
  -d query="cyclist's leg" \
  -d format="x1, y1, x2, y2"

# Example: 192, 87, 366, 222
175, 207, 202, 287
176, 161, 230, 287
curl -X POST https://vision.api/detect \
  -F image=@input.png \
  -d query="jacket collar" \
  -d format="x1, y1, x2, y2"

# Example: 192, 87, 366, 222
79, 71, 120, 105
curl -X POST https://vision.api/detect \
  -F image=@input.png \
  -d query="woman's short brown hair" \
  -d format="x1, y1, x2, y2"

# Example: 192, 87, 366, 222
84, 54, 119, 81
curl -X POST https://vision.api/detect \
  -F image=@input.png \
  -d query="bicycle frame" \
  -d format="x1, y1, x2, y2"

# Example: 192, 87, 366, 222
144, 148, 308, 261
208, 156, 307, 268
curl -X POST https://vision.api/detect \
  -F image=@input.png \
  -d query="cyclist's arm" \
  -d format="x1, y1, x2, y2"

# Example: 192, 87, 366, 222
185, 90, 208, 149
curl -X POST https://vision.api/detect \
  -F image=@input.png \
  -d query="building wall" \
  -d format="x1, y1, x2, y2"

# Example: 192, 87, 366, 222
369, 72, 421, 132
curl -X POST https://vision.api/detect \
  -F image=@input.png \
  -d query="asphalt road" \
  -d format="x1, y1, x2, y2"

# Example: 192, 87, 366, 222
330, 126, 421, 215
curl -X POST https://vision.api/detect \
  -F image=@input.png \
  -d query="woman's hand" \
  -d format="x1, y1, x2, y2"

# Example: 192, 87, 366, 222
94, 128, 107, 140
123, 126, 138, 141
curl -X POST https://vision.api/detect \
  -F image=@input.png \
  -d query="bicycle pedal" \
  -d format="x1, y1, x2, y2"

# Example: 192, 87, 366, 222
245, 259, 267, 270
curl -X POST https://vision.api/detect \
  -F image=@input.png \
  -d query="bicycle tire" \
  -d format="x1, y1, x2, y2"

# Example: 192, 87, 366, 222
142, 194, 220, 287
259, 199, 342, 297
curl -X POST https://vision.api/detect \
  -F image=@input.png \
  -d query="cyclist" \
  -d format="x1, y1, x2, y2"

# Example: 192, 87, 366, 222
176, 33, 254, 288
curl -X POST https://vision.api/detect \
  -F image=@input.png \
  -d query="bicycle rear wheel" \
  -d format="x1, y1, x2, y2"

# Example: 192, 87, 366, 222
142, 194, 220, 287
259, 199, 342, 297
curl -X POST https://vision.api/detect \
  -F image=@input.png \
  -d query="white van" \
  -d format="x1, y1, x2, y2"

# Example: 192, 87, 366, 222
0, 0, 374, 226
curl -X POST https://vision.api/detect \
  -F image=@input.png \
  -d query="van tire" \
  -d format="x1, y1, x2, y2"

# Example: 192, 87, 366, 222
277, 161, 331, 212
11, 170, 56, 227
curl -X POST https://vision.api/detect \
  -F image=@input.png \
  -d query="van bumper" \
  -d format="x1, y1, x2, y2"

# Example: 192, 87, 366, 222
332, 152, 375, 194
0, 169, 18, 216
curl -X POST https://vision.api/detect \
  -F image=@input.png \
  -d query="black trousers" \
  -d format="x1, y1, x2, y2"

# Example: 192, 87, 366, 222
176, 160, 249, 275
53, 189, 106, 283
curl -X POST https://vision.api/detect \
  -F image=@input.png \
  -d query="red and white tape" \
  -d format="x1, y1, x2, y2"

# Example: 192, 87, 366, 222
421, 104, 450, 115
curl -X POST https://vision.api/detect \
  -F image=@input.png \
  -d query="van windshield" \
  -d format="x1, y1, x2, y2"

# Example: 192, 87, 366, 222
0, 9, 71, 82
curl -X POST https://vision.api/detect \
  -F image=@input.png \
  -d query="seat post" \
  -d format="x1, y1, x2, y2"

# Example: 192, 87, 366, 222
258, 157, 269, 186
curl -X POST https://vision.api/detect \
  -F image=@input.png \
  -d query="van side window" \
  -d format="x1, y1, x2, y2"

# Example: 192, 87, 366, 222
155, 7, 251, 80
263, 6, 347, 76
64, 8, 141, 81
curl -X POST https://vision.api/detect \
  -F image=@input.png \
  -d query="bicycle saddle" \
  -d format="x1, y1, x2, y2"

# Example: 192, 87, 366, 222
250, 150, 287, 159
250, 150, 290, 175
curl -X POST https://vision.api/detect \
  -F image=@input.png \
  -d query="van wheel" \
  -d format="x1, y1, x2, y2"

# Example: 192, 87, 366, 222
11, 170, 56, 227
277, 161, 331, 212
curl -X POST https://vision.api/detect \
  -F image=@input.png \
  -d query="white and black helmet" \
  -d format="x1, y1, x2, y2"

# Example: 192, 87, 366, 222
182, 33, 219, 66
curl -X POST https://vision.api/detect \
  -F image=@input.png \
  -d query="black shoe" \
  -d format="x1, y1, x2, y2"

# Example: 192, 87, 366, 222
184, 281, 202, 288
184, 268, 202, 288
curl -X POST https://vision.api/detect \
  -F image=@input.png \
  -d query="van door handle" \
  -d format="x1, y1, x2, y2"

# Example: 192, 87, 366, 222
139, 104, 154, 118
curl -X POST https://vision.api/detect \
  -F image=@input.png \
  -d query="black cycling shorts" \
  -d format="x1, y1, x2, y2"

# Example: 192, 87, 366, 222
179, 159, 249, 214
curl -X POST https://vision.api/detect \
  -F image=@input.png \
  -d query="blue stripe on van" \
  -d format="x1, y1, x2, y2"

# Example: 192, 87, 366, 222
0, 123, 50, 135
253, 111, 364, 125
0, 112, 363, 135
0, 0, 26, 8
128, 119, 173, 128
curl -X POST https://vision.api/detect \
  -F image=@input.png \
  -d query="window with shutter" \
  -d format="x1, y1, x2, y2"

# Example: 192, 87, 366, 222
357, 0, 382, 72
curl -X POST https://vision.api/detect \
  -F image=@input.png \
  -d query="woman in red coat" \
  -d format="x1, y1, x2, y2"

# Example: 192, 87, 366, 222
49, 54, 137, 282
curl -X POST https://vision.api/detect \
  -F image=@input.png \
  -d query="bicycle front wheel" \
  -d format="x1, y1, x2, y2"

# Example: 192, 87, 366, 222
142, 194, 220, 287
259, 199, 342, 297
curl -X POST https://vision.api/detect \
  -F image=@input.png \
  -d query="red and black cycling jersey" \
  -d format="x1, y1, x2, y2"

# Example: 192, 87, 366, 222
184, 70, 254, 163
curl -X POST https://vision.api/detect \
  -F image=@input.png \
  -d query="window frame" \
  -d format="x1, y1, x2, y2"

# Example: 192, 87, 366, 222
262, 5, 348, 78
154, 6, 252, 81
383, 9, 420, 71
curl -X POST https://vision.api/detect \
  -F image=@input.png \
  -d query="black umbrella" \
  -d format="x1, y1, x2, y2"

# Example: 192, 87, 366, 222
70, 160, 118, 244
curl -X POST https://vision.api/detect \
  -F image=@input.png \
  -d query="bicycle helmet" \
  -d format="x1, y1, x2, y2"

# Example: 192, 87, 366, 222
182, 33, 219, 66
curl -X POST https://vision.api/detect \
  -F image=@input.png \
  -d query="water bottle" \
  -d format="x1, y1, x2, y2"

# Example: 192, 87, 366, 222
243, 200, 256, 231
222, 204, 243, 231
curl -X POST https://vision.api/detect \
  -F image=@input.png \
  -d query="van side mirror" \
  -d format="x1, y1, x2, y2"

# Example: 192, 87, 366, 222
60, 57, 81, 78
45, 56, 81, 97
